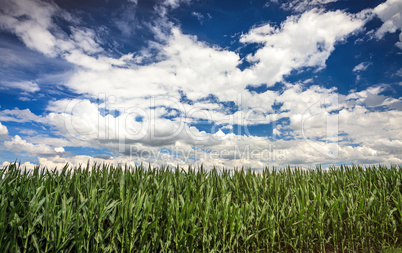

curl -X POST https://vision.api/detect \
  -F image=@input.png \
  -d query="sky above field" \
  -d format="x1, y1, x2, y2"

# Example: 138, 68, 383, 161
0, 0, 401, 169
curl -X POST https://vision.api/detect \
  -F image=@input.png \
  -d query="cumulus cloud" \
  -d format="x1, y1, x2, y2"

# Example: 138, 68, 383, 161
374, 0, 402, 49
2, 81, 401, 168
54, 147, 65, 153
0, 0, 400, 168
63, 28, 241, 102
0, 122, 8, 136
56, 9, 367, 110
240, 9, 366, 87
0, 0, 368, 104
3, 135, 65, 157
1, 161, 38, 170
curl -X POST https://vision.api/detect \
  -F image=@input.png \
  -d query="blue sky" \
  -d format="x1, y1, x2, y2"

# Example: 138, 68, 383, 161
0, 0, 401, 169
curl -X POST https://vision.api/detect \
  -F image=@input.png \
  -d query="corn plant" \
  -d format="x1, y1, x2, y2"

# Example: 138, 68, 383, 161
0, 162, 401, 252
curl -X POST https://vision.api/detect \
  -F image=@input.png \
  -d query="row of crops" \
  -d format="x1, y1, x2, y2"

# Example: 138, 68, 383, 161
0, 163, 401, 252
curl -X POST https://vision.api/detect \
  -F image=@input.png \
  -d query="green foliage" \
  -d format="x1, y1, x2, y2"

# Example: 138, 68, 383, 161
0, 163, 401, 252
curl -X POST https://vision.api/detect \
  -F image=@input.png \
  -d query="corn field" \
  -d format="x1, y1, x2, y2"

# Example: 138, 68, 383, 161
0, 163, 401, 252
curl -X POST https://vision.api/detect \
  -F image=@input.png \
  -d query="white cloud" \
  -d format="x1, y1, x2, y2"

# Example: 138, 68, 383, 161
0, 0, 59, 56
154, 0, 192, 20
1, 161, 10, 168
0, 81, 40, 93
191, 12, 211, 24
277, 0, 338, 12
55, 9, 367, 109
3, 135, 65, 157
374, 0, 402, 49
54, 147, 65, 153
353, 62, 371, 72
162, 0, 190, 9
25, 136, 73, 148
0, 108, 45, 123
1, 161, 37, 170
17, 128, 37, 135
0, 0, 367, 106
191, 12, 204, 21
0, 0, 107, 64
70, 27, 103, 54
0, 122, 8, 136
18, 97, 33, 102
240, 9, 366, 86
63, 28, 242, 101
2, 81, 400, 168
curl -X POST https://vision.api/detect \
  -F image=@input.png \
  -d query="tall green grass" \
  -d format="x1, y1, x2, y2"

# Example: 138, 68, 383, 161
0, 163, 401, 252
